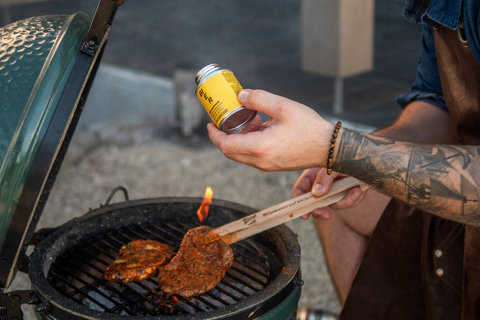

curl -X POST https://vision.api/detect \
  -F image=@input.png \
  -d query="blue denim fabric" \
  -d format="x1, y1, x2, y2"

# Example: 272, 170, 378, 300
397, 25, 448, 112
396, 25, 448, 112
397, 0, 480, 110
463, 0, 480, 65
403, 0, 462, 30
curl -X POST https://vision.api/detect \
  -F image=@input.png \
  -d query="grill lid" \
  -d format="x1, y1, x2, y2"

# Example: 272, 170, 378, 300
0, 0, 119, 289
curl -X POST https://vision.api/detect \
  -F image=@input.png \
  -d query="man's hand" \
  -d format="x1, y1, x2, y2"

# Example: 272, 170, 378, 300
208, 89, 334, 172
292, 167, 368, 220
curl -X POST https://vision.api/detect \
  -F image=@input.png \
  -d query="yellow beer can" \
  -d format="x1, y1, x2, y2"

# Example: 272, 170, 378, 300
195, 64, 257, 134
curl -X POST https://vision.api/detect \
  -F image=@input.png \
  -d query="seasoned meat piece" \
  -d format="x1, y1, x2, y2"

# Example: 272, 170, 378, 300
105, 239, 173, 283
158, 226, 233, 298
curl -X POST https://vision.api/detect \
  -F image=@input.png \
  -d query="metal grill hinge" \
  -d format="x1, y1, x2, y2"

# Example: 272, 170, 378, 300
0, 290, 48, 319
81, 40, 99, 56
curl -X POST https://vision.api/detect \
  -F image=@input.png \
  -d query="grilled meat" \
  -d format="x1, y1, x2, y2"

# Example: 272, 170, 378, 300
158, 226, 234, 298
105, 239, 174, 283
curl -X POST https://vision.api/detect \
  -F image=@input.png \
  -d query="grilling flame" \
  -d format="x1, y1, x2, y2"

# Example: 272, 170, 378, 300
197, 187, 213, 223
171, 296, 179, 304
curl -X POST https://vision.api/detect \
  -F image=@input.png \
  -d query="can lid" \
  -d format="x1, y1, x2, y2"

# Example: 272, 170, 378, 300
195, 63, 221, 85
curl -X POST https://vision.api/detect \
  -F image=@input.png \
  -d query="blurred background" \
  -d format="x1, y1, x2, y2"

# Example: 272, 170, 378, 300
1, 0, 422, 130
1, 0, 423, 317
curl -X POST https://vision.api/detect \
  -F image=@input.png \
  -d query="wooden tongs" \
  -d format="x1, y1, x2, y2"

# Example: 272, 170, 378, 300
193, 177, 370, 246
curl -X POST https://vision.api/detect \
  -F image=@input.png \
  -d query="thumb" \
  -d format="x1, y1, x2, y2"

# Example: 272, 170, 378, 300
238, 89, 295, 119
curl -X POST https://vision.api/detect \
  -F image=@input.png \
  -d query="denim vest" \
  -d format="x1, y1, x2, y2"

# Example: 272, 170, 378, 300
397, 0, 480, 112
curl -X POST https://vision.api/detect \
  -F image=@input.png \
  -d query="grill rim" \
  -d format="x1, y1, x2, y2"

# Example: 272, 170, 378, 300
29, 196, 301, 319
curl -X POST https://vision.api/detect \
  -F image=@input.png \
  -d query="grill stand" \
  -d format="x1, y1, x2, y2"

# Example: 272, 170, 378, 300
0, 187, 130, 319
0, 226, 58, 319
0, 189, 134, 320
0, 290, 48, 320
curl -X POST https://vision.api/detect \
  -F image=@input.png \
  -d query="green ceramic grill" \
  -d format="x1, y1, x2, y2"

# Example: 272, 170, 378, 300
0, 1, 302, 319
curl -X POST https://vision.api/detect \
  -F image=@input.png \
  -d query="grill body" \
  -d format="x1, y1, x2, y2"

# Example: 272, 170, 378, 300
29, 196, 302, 320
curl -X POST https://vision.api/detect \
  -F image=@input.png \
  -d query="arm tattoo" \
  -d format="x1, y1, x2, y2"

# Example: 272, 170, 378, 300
334, 129, 480, 225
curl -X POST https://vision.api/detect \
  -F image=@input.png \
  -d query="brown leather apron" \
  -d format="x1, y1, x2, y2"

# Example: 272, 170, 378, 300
340, 26, 480, 320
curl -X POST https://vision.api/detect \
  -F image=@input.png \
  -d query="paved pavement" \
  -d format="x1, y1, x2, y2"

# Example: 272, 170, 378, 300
2, 0, 423, 318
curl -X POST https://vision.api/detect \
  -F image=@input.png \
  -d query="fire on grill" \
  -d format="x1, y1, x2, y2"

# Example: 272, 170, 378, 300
104, 187, 235, 299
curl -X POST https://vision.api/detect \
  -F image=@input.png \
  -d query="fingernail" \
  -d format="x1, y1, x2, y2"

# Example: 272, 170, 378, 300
351, 191, 360, 201
312, 184, 323, 195
238, 89, 252, 102
313, 209, 330, 220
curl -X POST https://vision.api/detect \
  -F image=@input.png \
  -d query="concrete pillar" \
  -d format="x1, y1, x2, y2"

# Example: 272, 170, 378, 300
301, 0, 375, 113
174, 68, 205, 136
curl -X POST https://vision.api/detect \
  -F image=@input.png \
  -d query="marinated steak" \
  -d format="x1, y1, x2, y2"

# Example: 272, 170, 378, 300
105, 239, 174, 283
158, 226, 234, 297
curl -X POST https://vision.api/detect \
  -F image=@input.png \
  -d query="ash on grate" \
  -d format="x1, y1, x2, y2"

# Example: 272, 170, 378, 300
81, 281, 179, 316
83, 286, 129, 316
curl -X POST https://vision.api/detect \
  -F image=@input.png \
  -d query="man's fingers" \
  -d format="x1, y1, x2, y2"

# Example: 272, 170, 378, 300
293, 168, 321, 197
329, 188, 365, 210
207, 123, 228, 151
207, 125, 270, 168
301, 208, 332, 220
352, 188, 369, 206
311, 208, 331, 220
207, 122, 264, 157
312, 169, 337, 197
238, 89, 300, 120
207, 123, 244, 154
240, 115, 263, 134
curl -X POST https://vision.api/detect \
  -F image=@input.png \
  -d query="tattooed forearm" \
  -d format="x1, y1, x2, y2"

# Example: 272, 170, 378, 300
334, 129, 480, 225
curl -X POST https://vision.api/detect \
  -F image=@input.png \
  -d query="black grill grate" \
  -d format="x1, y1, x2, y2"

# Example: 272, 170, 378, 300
48, 220, 281, 317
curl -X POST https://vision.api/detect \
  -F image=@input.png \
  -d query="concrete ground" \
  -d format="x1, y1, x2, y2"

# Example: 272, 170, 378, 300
2, 0, 424, 318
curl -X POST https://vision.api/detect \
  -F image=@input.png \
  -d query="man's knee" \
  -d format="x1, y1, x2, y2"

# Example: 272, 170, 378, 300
317, 190, 391, 238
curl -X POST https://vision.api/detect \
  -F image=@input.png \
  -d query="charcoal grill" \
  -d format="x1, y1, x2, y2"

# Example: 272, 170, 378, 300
28, 189, 302, 319
0, 1, 302, 319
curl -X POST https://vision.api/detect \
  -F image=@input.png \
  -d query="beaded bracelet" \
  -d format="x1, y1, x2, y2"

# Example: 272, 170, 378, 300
327, 121, 342, 175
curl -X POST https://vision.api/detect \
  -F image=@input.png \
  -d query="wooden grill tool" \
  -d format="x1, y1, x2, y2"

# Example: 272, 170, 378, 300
193, 177, 370, 246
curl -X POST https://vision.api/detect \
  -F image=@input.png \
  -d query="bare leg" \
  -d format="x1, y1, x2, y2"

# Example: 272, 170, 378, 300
315, 189, 391, 305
